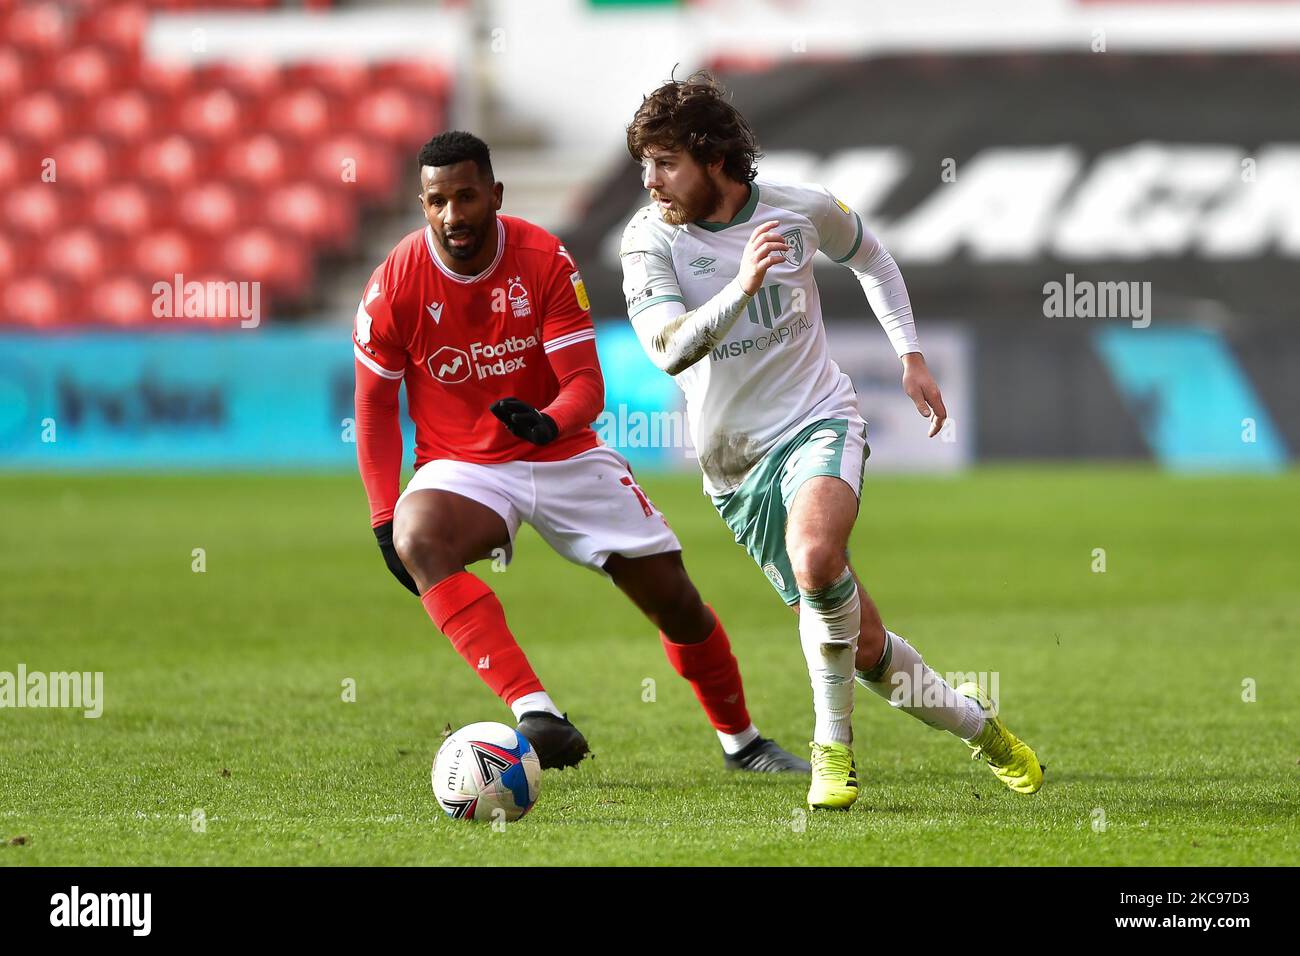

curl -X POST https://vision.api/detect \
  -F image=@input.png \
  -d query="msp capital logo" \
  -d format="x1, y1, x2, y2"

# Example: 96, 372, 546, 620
428, 346, 471, 383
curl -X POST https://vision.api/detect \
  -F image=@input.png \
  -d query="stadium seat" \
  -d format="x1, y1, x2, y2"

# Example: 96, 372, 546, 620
0, 47, 28, 99
4, 184, 63, 238
7, 90, 68, 141
2, 275, 65, 329
88, 275, 155, 326
51, 136, 114, 189
222, 227, 309, 298
221, 133, 291, 188
3, 2, 71, 56
136, 133, 203, 188
92, 89, 156, 144
177, 87, 245, 141
0, 0, 450, 328
91, 182, 154, 237
263, 87, 331, 141
45, 227, 111, 283
131, 228, 197, 279
0, 137, 22, 189
264, 181, 356, 251
177, 181, 246, 237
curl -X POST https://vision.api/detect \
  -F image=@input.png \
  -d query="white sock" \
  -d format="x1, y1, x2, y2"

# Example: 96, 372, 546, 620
856, 630, 985, 740
798, 568, 860, 745
717, 724, 761, 755
510, 691, 562, 721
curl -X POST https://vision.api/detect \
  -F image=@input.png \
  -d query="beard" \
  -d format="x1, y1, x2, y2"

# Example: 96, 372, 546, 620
437, 222, 488, 261
654, 176, 723, 226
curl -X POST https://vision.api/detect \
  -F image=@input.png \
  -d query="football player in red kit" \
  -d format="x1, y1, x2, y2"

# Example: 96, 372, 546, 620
353, 131, 806, 773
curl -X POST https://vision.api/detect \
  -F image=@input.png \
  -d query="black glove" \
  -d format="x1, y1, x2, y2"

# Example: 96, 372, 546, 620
490, 397, 559, 446
372, 521, 419, 595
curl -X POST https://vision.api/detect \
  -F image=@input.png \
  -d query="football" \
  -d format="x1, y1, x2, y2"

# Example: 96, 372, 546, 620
432, 722, 541, 823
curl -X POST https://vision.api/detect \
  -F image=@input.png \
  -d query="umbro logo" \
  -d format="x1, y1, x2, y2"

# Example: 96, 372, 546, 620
426, 301, 444, 324
689, 255, 717, 276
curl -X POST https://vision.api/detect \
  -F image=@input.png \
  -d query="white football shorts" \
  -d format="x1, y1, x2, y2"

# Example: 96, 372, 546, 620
394, 443, 681, 573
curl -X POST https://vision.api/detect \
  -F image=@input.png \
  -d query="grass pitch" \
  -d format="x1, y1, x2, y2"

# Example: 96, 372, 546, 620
1, 467, 1297, 866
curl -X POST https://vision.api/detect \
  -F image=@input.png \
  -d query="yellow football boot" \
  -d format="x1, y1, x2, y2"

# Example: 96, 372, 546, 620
956, 682, 1043, 794
807, 741, 859, 810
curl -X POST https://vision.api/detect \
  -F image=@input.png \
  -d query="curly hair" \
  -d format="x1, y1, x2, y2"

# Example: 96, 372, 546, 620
625, 70, 761, 183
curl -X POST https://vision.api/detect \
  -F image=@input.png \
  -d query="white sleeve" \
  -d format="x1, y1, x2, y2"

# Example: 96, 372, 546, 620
627, 278, 752, 376
621, 215, 752, 375
814, 187, 920, 358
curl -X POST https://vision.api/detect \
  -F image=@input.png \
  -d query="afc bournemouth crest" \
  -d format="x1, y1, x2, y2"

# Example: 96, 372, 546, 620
506, 276, 532, 318
780, 228, 804, 267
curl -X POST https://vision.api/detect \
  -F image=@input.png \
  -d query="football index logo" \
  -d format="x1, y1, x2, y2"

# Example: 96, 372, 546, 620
428, 346, 471, 383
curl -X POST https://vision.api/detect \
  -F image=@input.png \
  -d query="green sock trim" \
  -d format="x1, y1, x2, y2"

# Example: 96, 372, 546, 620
798, 569, 855, 612
856, 631, 893, 683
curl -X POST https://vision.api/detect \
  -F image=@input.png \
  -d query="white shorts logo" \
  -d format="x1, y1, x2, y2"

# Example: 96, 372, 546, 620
763, 563, 786, 590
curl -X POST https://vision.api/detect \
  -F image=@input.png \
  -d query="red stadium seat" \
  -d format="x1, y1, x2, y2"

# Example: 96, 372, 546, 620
200, 60, 281, 100
4, 2, 70, 56
0, 137, 23, 189
264, 181, 356, 251
45, 227, 110, 283
52, 45, 119, 98
91, 182, 153, 237
51, 136, 114, 188
135, 58, 194, 101
263, 87, 330, 141
132, 228, 196, 280
0, 235, 19, 283
177, 87, 244, 141
352, 87, 434, 147
6, 90, 68, 141
222, 227, 309, 298
3, 275, 65, 329
372, 60, 450, 100
176, 181, 245, 236
309, 134, 398, 201
221, 133, 288, 187
0, 48, 29, 99
92, 89, 155, 143
136, 133, 202, 189
284, 59, 370, 98
4, 184, 64, 238
87, 275, 155, 326
77, 2, 150, 54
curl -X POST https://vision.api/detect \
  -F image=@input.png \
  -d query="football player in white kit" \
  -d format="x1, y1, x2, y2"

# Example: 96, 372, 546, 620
620, 72, 1043, 809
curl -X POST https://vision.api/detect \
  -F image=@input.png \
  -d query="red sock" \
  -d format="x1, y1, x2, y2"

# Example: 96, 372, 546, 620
660, 607, 752, 735
421, 571, 544, 707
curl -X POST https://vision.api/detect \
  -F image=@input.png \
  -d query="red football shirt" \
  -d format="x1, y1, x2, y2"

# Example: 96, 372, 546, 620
353, 214, 601, 468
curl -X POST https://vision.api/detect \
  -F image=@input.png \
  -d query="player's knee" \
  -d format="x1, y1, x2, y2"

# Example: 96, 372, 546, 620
788, 539, 846, 592
648, 576, 708, 639
393, 522, 461, 581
